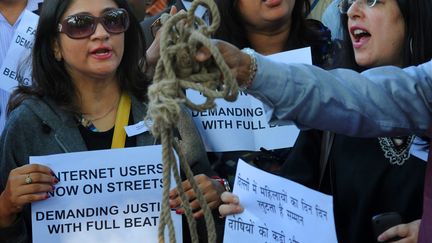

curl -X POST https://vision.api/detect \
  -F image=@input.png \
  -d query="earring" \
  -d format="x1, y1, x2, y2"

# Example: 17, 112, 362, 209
54, 52, 62, 62
54, 53, 62, 62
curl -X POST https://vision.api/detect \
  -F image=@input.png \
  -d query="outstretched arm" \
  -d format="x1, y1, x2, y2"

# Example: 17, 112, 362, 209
249, 56, 432, 137
199, 40, 432, 137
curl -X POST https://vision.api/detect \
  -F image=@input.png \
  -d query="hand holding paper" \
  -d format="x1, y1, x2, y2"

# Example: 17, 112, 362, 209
223, 160, 338, 243
219, 191, 244, 217
0, 163, 58, 227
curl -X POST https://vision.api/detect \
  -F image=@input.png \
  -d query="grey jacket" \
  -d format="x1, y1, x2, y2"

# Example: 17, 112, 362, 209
0, 94, 213, 243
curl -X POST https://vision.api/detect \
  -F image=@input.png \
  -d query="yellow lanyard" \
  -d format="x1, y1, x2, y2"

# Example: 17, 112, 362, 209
111, 92, 131, 149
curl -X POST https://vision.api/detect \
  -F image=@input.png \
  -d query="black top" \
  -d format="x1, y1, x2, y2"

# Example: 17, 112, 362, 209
279, 130, 426, 243
208, 20, 336, 180
77, 113, 136, 150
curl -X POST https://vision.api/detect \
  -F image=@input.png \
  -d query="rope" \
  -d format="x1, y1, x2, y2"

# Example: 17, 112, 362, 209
145, 0, 239, 242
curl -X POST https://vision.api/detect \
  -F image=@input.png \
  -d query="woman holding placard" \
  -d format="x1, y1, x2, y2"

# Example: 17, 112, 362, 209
0, 0, 215, 242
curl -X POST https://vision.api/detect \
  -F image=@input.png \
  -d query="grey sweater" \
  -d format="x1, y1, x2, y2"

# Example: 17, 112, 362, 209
0, 94, 213, 243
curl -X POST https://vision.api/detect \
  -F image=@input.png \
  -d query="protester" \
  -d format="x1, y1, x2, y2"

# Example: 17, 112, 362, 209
280, 0, 432, 241
0, 0, 43, 133
202, 0, 334, 189
215, 0, 432, 241
213, 0, 333, 65
0, 0, 215, 242
198, 40, 431, 135
208, 17, 432, 243
165, 0, 334, 225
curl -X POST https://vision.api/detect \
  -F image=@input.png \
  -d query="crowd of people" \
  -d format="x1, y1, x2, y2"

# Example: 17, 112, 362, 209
1, 0, 432, 242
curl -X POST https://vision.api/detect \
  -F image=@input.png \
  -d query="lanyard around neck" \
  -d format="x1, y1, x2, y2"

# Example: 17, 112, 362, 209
111, 92, 131, 149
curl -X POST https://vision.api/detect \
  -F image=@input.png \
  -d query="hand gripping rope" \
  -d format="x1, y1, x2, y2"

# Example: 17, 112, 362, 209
145, 0, 239, 242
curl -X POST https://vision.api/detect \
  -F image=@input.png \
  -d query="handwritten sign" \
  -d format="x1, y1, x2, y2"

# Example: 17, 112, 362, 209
30, 146, 182, 243
187, 47, 311, 152
223, 160, 338, 243
0, 10, 38, 93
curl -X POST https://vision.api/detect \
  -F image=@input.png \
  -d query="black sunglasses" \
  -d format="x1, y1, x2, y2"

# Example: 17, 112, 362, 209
58, 8, 130, 39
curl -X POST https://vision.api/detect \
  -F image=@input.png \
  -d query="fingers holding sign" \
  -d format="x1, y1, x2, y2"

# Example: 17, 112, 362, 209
218, 191, 244, 217
0, 164, 58, 227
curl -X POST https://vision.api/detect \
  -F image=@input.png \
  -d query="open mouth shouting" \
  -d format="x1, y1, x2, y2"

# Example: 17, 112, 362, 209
90, 45, 113, 60
350, 27, 371, 49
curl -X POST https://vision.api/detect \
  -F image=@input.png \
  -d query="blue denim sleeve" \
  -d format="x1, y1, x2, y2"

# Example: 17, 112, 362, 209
247, 55, 432, 137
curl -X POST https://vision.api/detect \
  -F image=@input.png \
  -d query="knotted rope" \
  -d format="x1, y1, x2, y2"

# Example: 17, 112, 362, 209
145, 0, 239, 242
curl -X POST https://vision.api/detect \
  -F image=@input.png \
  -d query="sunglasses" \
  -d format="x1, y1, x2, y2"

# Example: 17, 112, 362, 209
338, 0, 379, 14
58, 8, 130, 39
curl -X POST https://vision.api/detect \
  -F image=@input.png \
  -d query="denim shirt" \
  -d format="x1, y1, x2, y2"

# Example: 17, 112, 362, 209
248, 54, 432, 137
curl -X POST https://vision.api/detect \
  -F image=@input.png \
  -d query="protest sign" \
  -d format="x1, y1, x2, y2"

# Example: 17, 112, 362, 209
0, 10, 38, 93
223, 160, 338, 243
187, 47, 311, 152
30, 146, 182, 243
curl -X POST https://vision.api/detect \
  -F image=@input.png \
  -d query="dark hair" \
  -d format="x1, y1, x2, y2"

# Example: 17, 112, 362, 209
213, 0, 332, 66
9, 0, 148, 112
339, 0, 432, 70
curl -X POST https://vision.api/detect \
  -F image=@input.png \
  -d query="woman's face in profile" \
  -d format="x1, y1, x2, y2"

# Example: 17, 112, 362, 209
53, 0, 126, 82
347, 0, 405, 68
236, 0, 295, 31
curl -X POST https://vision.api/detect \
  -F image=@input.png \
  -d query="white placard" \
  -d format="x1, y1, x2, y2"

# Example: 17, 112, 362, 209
187, 47, 312, 152
30, 146, 182, 243
223, 159, 338, 243
0, 10, 38, 93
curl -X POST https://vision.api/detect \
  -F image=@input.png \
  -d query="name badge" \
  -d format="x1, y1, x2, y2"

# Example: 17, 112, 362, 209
124, 120, 151, 137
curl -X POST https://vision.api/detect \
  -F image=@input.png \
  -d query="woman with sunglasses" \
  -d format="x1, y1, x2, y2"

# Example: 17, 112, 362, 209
217, 0, 432, 242
0, 0, 214, 242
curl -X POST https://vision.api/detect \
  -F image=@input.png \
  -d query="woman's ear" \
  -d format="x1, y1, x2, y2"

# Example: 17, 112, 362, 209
52, 40, 62, 61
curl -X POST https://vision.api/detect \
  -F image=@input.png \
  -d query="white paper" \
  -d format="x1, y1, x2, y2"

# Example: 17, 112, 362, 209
30, 146, 182, 243
0, 10, 38, 93
124, 120, 150, 137
187, 47, 311, 152
223, 160, 338, 243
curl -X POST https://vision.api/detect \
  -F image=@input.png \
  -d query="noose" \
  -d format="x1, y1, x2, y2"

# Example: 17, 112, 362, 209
145, 0, 239, 242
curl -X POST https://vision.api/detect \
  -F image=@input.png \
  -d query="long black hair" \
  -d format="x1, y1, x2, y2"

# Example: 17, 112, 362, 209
339, 0, 432, 71
9, 0, 149, 112
213, 0, 333, 67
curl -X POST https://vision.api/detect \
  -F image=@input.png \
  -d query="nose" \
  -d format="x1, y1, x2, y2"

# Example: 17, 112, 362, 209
347, 0, 364, 20
91, 22, 109, 40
